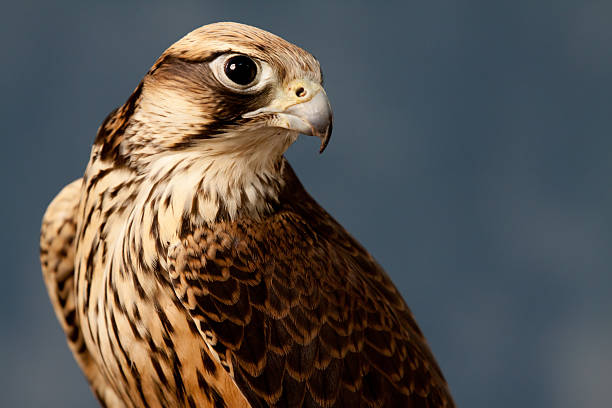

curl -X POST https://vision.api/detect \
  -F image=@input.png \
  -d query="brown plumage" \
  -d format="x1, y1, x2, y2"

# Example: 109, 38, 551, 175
41, 22, 454, 407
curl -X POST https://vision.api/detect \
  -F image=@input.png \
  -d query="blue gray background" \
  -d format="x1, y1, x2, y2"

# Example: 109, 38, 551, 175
2, 1, 611, 407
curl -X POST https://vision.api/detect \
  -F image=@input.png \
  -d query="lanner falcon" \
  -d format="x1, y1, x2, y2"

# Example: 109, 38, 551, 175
40, 22, 455, 407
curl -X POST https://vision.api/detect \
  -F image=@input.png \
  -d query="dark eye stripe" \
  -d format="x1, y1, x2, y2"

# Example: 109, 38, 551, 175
147, 55, 274, 143
149, 52, 228, 75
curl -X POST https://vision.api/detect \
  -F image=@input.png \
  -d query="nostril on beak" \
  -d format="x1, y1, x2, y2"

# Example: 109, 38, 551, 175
295, 87, 307, 98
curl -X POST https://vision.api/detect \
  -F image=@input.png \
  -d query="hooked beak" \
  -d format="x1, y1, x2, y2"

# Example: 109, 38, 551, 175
243, 80, 333, 153
281, 91, 333, 153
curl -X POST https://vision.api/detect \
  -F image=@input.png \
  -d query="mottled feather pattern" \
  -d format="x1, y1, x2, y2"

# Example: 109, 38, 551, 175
41, 179, 124, 407
168, 164, 453, 408
67, 152, 250, 408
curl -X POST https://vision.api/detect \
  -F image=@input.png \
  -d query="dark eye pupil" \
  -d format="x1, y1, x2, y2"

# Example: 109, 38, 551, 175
224, 55, 257, 86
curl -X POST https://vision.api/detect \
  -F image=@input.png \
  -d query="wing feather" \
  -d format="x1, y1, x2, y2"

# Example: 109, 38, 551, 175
168, 164, 455, 407
40, 179, 122, 407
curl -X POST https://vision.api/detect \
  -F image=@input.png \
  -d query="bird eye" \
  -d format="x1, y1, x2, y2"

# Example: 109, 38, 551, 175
210, 53, 271, 93
224, 55, 258, 86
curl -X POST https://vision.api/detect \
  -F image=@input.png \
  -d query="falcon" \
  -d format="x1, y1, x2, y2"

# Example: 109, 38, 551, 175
40, 22, 454, 407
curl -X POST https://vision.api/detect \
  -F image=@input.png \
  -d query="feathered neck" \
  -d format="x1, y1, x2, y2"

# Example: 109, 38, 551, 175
136, 128, 298, 226
92, 88, 300, 227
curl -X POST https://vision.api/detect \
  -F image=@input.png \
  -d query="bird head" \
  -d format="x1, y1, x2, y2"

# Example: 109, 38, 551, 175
92, 22, 333, 221
99, 22, 332, 170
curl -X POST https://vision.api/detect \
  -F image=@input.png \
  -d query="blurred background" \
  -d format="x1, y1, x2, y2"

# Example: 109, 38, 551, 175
1, 1, 611, 407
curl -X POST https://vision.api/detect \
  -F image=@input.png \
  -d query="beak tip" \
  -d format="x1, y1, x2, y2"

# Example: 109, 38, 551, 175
318, 123, 332, 154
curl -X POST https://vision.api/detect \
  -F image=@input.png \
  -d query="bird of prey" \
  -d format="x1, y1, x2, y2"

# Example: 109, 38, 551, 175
40, 22, 454, 408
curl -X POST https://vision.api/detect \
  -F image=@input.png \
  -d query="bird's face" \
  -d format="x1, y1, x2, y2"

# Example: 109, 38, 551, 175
130, 22, 332, 160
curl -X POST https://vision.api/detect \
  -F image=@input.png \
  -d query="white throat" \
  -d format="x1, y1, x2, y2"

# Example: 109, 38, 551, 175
141, 128, 298, 227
